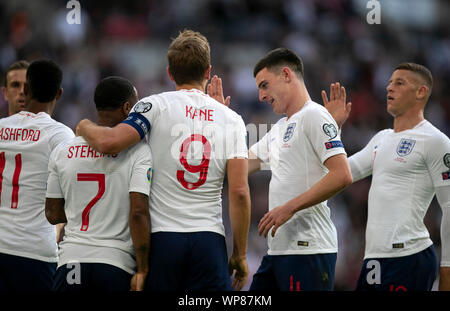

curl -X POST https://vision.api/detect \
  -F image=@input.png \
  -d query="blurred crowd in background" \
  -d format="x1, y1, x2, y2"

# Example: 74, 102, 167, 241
0, 0, 449, 290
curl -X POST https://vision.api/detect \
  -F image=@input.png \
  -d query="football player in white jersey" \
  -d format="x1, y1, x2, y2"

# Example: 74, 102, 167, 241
76, 30, 251, 291
246, 48, 352, 291
0, 59, 74, 292
1, 60, 29, 116
45, 76, 152, 292
323, 63, 450, 291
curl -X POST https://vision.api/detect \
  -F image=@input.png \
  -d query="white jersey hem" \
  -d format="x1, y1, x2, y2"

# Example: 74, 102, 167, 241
58, 258, 135, 275
151, 226, 225, 236
0, 247, 57, 263
268, 248, 337, 256
364, 240, 433, 259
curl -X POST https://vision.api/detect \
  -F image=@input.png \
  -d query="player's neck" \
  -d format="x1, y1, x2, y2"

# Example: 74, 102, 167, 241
286, 84, 311, 120
175, 82, 205, 93
97, 111, 124, 128
24, 99, 55, 115
393, 110, 425, 132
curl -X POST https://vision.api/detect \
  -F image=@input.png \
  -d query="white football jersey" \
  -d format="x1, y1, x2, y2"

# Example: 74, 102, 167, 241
250, 100, 346, 255
46, 136, 152, 274
349, 120, 450, 259
0, 111, 74, 262
123, 89, 248, 236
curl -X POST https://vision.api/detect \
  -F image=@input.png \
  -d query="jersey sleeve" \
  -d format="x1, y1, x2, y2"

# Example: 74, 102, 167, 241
49, 125, 75, 152
249, 127, 271, 163
46, 146, 64, 198
121, 96, 161, 140
129, 142, 153, 196
304, 107, 346, 164
226, 115, 248, 159
348, 131, 386, 182
424, 132, 450, 188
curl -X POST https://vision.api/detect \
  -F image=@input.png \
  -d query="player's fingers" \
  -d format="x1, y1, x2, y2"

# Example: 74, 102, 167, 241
329, 83, 334, 101
262, 220, 275, 238
224, 96, 231, 107
341, 86, 346, 102
346, 102, 352, 114
271, 223, 280, 237
258, 214, 271, 235
321, 90, 328, 106
335, 82, 341, 98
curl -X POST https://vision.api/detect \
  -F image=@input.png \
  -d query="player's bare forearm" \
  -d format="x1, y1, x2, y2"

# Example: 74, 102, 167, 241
259, 154, 352, 237
439, 267, 450, 290
129, 192, 150, 275
77, 119, 140, 154
227, 158, 251, 258
228, 184, 250, 291
45, 198, 67, 224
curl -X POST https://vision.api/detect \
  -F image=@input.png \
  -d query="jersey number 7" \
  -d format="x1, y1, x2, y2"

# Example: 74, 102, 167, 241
77, 173, 105, 231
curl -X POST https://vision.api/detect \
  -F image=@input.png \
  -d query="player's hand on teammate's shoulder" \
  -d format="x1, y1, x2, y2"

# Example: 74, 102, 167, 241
322, 82, 352, 129
207, 75, 231, 107
258, 204, 296, 238
228, 254, 249, 291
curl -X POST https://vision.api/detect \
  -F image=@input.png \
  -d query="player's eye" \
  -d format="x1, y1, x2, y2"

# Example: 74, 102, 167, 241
10, 82, 20, 88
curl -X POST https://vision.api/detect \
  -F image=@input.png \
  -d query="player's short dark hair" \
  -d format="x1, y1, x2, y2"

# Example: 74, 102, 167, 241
167, 29, 211, 85
253, 48, 304, 79
26, 59, 62, 103
395, 62, 433, 94
4, 60, 29, 86
94, 76, 135, 111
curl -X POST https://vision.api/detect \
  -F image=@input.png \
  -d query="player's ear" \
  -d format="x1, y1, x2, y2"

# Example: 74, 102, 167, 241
205, 65, 212, 81
282, 67, 292, 82
1, 86, 6, 100
122, 101, 131, 115
55, 88, 63, 101
167, 67, 175, 82
417, 85, 428, 101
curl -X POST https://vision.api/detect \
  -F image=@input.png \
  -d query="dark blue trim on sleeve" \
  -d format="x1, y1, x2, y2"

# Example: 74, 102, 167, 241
122, 112, 151, 140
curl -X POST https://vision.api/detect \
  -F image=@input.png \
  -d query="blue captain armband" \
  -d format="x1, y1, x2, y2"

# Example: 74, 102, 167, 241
122, 112, 151, 140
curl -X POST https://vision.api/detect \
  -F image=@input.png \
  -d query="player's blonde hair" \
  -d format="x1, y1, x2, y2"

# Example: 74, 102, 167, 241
167, 29, 210, 85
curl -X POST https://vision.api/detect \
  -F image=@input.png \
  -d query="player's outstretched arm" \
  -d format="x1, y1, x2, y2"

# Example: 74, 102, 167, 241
322, 82, 352, 129
129, 192, 150, 291
76, 120, 141, 155
45, 198, 67, 225
258, 154, 352, 237
227, 157, 251, 291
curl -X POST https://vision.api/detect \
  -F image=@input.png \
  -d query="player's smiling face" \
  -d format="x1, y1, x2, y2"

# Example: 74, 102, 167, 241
386, 70, 420, 117
255, 67, 289, 115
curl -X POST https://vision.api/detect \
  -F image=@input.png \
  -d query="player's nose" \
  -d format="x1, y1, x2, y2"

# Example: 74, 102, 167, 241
258, 90, 266, 102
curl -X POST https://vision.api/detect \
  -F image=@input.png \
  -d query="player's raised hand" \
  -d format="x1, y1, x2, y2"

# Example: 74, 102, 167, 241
228, 254, 249, 291
130, 271, 147, 291
322, 82, 352, 129
258, 204, 295, 238
207, 75, 231, 107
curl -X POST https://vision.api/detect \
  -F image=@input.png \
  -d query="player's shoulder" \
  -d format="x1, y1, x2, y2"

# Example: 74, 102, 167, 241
38, 113, 73, 133
126, 140, 153, 161
299, 100, 333, 120
421, 120, 450, 145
